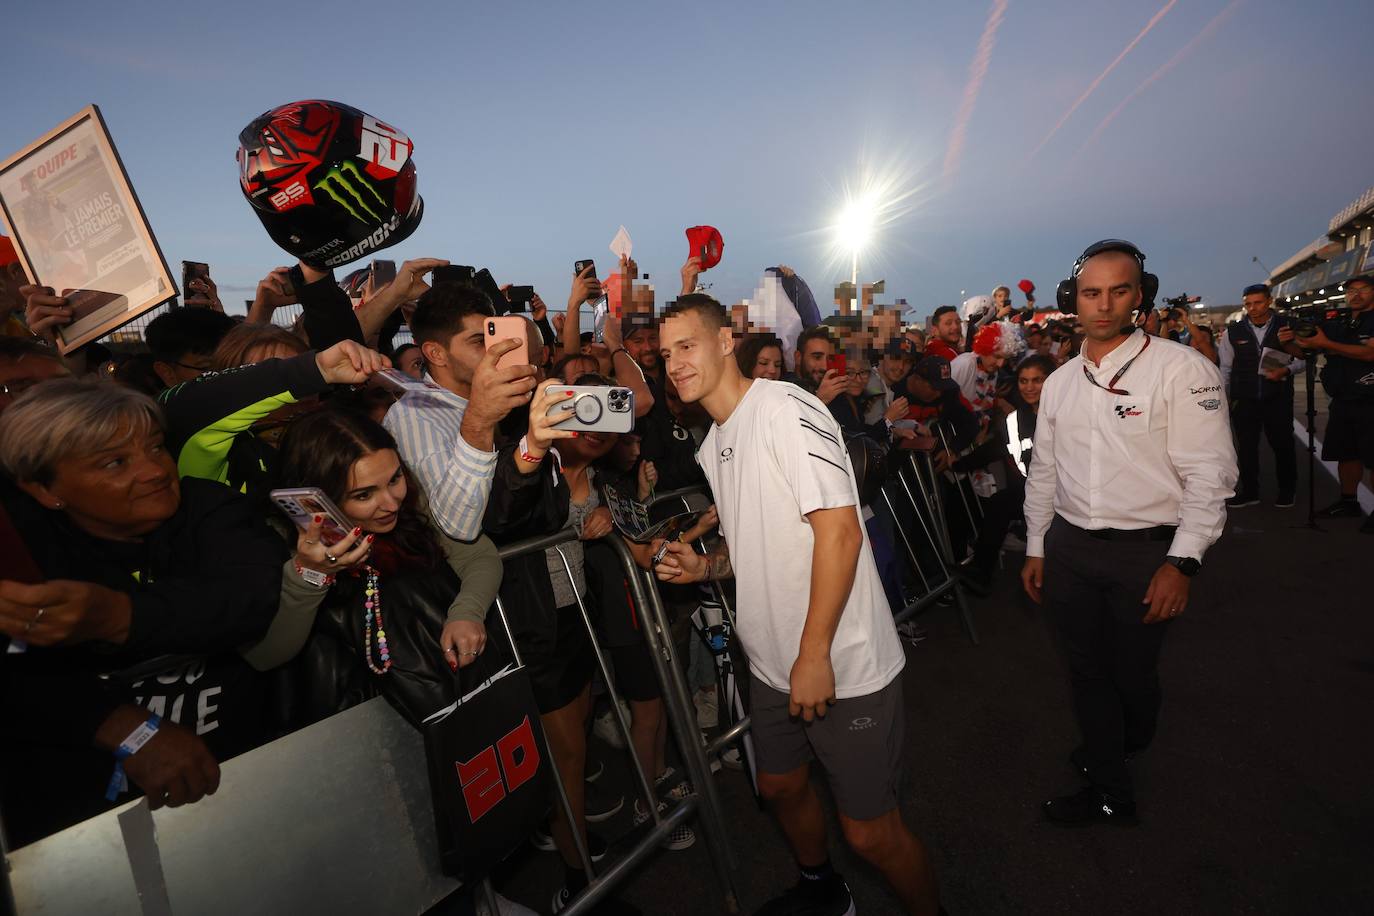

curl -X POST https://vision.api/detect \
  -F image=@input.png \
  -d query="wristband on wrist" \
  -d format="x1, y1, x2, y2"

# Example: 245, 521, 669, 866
106, 713, 161, 801
294, 559, 335, 588
518, 434, 545, 465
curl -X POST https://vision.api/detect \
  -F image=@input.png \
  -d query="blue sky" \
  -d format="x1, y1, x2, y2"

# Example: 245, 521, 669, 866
4, 0, 1371, 321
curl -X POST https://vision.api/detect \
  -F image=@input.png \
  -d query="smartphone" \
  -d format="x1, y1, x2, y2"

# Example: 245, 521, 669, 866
545, 384, 635, 434
269, 487, 353, 547
432, 265, 475, 285
485, 315, 533, 369
506, 285, 535, 312
826, 353, 847, 377
574, 259, 597, 279
181, 260, 210, 300
467, 268, 508, 314
370, 259, 397, 288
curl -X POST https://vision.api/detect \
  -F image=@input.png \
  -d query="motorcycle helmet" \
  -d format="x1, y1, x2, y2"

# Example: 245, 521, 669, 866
237, 100, 423, 270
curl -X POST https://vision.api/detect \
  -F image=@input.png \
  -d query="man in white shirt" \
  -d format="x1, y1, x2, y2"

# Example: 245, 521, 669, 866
653, 294, 939, 916
1217, 283, 1302, 508
1021, 240, 1238, 826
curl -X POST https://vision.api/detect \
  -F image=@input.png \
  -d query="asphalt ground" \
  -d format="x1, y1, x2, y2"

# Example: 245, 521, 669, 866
489, 434, 1374, 916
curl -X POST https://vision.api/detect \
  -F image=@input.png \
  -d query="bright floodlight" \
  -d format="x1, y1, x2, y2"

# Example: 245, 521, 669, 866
836, 195, 876, 253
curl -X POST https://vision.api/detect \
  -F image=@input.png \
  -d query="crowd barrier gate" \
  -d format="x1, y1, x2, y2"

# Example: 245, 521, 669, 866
0, 526, 743, 916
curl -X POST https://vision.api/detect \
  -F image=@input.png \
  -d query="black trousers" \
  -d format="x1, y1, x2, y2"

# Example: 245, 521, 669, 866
1044, 516, 1172, 802
1232, 395, 1296, 496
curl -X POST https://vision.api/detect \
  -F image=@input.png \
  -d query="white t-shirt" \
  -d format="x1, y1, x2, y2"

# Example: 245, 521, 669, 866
698, 379, 906, 699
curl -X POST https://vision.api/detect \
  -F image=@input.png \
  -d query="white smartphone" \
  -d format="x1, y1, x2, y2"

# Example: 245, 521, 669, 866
269, 487, 353, 547
545, 384, 635, 434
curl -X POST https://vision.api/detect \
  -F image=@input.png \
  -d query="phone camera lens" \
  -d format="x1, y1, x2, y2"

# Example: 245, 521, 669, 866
488, 322, 495, 334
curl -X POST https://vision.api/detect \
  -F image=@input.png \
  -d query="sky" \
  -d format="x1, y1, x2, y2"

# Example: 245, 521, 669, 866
4, 0, 1372, 322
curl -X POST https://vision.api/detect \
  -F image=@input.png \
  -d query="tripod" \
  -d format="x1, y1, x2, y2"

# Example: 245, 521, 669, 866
1296, 356, 1324, 531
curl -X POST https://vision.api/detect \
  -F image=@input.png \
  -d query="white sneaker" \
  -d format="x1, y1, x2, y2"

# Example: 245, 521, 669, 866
693, 686, 719, 729
592, 703, 629, 750
632, 798, 696, 850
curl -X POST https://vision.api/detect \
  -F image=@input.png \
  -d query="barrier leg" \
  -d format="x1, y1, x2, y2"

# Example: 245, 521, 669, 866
609, 537, 742, 914
903, 455, 980, 645
551, 546, 661, 826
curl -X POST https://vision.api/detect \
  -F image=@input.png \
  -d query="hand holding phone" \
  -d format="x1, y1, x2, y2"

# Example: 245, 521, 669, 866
544, 384, 635, 434
484, 315, 534, 370
506, 285, 535, 312
826, 353, 847, 377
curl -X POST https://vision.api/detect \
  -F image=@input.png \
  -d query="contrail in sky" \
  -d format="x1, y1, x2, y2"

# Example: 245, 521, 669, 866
1073, 0, 1247, 161
943, 0, 1010, 181
1027, 0, 1178, 161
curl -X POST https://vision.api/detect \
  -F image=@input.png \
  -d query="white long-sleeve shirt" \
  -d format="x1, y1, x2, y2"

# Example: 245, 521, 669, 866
1024, 330, 1238, 562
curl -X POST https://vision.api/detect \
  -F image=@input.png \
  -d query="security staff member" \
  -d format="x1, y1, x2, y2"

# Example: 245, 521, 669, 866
1021, 240, 1238, 825
1218, 283, 1302, 508
1281, 273, 1374, 533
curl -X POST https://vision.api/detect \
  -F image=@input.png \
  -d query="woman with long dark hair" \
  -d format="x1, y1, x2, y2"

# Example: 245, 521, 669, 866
266, 408, 503, 726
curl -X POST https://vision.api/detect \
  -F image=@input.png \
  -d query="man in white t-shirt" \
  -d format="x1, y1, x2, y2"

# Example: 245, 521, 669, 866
652, 295, 940, 916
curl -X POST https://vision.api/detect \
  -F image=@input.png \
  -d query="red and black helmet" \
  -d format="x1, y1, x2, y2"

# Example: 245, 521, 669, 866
237, 100, 423, 270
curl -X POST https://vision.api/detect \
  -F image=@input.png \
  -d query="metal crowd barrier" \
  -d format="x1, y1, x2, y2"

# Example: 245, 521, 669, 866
0, 526, 743, 916
883, 449, 979, 644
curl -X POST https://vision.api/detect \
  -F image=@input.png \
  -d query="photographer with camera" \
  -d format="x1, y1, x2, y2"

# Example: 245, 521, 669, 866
1281, 274, 1374, 531
1219, 284, 1300, 508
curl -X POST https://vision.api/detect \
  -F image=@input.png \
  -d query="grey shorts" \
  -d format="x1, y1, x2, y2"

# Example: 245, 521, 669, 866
750, 674, 906, 821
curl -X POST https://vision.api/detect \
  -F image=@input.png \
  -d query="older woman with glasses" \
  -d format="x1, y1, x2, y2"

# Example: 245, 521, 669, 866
0, 379, 288, 846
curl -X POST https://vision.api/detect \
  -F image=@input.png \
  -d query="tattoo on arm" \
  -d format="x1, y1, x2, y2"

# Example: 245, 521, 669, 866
707, 543, 733, 582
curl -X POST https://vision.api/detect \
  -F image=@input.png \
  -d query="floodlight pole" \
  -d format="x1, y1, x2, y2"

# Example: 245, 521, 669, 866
852, 250, 859, 312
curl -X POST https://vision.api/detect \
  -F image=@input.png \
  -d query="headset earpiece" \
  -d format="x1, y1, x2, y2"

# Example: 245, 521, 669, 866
1057, 239, 1152, 316
1056, 278, 1077, 314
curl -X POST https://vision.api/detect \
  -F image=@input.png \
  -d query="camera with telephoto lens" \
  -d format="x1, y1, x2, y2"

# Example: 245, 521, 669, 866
1280, 303, 1354, 338
1159, 293, 1200, 321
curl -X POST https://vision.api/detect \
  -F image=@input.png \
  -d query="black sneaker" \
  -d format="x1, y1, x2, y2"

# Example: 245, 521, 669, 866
1317, 498, 1363, 518
754, 876, 855, 916
584, 781, 624, 823
1275, 491, 1296, 508
1361, 513, 1374, 535
1225, 493, 1260, 508
1043, 786, 1138, 827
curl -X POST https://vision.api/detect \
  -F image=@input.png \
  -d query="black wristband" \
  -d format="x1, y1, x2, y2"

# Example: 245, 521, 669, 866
287, 263, 308, 296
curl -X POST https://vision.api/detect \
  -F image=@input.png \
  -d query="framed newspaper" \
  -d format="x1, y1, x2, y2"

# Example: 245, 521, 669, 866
0, 105, 176, 353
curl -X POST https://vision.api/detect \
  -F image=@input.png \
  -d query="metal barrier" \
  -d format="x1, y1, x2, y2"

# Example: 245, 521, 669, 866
885, 449, 979, 644
0, 524, 742, 916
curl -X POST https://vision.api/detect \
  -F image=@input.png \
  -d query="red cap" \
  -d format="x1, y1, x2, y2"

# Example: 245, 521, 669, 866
685, 226, 724, 270
0, 236, 17, 268
1017, 278, 1035, 295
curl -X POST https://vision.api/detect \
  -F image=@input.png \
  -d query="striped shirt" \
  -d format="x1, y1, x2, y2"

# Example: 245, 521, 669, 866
383, 386, 498, 541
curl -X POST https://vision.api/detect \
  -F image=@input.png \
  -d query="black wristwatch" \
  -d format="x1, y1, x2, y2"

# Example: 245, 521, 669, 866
1165, 555, 1201, 577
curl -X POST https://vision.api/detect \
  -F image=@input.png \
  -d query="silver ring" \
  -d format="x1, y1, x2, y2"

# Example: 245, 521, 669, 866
325, 553, 338, 564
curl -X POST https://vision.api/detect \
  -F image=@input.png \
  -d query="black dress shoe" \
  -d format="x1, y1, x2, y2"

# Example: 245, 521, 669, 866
1043, 786, 1138, 827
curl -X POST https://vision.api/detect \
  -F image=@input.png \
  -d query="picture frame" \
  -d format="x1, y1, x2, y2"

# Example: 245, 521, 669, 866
0, 105, 177, 354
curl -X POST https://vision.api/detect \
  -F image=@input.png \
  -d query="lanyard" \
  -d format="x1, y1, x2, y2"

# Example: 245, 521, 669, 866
1081, 334, 1151, 396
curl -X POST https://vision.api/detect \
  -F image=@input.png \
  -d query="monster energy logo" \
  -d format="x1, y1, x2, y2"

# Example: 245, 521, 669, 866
313, 161, 387, 223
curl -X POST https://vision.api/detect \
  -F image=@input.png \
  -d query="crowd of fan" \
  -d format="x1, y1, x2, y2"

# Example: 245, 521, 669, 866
0, 246, 1227, 913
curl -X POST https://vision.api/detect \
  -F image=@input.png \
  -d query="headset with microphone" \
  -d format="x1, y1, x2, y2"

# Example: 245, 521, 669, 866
1055, 239, 1159, 314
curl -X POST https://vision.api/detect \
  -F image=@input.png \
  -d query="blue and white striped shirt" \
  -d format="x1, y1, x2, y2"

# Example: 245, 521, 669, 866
383, 387, 498, 541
